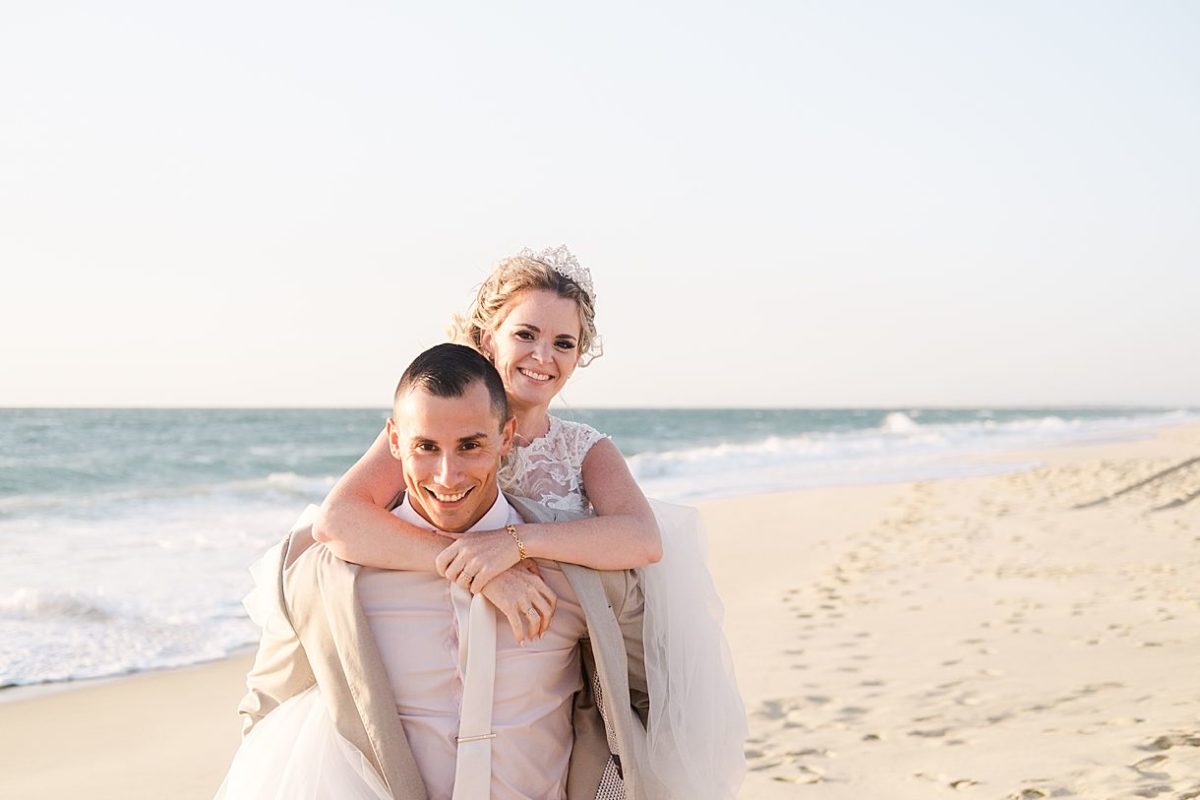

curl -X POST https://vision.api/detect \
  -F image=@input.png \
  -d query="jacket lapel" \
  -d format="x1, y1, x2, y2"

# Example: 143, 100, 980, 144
560, 563, 648, 794
287, 541, 428, 799
504, 496, 649, 797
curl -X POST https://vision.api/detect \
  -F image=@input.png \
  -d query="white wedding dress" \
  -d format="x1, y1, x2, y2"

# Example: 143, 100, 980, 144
216, 417, 746, 800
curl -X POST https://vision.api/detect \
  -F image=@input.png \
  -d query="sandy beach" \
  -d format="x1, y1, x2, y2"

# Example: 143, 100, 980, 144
2, 425, 1198, 799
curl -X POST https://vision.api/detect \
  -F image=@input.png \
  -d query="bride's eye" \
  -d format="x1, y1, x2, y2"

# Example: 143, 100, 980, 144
555, 339, 576, 351
515, 330, 534, 341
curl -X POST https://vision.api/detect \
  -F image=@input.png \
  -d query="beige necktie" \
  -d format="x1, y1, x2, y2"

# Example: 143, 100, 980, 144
451, 586, 497, 800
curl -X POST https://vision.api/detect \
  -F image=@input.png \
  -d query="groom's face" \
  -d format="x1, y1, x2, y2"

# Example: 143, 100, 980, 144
387, 380, 516, 533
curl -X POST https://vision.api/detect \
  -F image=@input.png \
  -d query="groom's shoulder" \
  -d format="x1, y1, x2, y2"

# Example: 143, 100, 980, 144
503, 492, 587, 525
280, 524, 353, 580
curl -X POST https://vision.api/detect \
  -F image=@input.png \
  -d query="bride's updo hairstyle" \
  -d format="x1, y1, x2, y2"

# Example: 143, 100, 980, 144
450, 247, 603, 366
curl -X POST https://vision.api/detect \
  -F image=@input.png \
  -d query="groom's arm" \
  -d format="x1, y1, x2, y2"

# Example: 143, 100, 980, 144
237, 531, 316, 736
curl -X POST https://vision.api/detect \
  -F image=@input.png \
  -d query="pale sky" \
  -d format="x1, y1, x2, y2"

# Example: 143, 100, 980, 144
2, 2, 1197, 408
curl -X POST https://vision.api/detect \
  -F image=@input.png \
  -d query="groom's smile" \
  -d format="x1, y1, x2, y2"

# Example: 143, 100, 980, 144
421, 483, 479, 513
425, 486, 473, 503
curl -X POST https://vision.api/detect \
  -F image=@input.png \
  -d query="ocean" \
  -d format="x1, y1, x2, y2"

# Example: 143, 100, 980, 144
0, 406, 1194, 690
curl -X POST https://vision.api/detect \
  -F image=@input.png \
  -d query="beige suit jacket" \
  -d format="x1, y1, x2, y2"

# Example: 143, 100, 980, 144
237, 494, 658, 800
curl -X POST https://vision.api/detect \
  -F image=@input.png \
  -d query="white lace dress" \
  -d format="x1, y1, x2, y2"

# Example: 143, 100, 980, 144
501, 417, 747, 800
498, 415, 606, 512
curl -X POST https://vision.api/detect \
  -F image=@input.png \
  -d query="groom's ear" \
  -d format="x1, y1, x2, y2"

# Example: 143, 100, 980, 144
498, 415, 516, 457
385, 417, 403, 460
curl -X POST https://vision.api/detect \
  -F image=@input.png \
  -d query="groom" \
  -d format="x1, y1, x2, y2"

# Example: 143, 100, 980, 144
238, 343, 655, 799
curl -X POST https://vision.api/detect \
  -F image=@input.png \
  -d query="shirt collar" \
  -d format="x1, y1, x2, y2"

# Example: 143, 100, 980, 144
395, 487, 511, 533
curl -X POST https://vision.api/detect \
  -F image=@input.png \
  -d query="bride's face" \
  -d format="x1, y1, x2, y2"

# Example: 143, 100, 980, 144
481, 289, 583, 410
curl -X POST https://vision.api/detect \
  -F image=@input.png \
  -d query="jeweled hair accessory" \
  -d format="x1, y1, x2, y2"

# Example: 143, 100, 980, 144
520, 244, 595, 301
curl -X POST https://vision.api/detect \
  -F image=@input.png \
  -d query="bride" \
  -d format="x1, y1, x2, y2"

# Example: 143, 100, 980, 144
217, 246, 745, 799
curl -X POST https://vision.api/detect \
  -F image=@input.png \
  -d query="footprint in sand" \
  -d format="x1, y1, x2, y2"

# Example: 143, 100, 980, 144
1147, 732, 1200, 750
908, 726, 952, 738
1130, 754, 1170, 779
771, 764, 825, 784
913, 771, 950, 783
755, 698, 797, 719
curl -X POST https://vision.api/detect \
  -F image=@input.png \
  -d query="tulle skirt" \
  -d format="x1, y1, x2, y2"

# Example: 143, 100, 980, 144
642, 499, 748, 799
214, 685, 391, 800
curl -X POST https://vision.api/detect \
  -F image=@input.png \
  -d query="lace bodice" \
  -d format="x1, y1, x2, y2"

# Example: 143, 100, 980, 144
498, 416, 608, 514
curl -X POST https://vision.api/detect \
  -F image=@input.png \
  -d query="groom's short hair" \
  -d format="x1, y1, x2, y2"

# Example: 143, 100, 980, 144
393, 343, 509, 426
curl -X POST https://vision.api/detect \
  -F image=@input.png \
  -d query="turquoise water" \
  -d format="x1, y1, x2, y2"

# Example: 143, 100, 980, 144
2, 406, 1188, 505
0, 405, 1194, 688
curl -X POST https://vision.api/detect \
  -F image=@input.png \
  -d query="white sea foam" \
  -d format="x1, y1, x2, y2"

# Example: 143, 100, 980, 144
881, 411, 921, 433
629, 410, 1195, 502
0, 588, 115, 623
0, 472, 337, 517
0, 490, 308, 688
265, 471, 338, 495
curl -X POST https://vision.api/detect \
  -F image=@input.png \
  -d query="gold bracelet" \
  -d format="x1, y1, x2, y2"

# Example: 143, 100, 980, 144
506, 524, 527, 561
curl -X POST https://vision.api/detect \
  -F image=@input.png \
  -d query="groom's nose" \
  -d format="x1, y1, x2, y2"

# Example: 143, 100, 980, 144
435, 452, 462, 485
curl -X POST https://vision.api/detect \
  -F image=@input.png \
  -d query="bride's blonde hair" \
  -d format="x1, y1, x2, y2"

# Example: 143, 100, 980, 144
449, 252, 602, 365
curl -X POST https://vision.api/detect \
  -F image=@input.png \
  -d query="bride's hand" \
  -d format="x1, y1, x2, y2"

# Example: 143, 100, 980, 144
435, 528, 524, 593
479, 566, 556, 644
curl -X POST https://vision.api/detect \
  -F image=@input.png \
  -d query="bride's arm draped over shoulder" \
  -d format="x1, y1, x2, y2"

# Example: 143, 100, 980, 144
312, 427, 453, 570
508, 438, 662, 565
436, 437, 662, 592
317, 429, 662, 592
